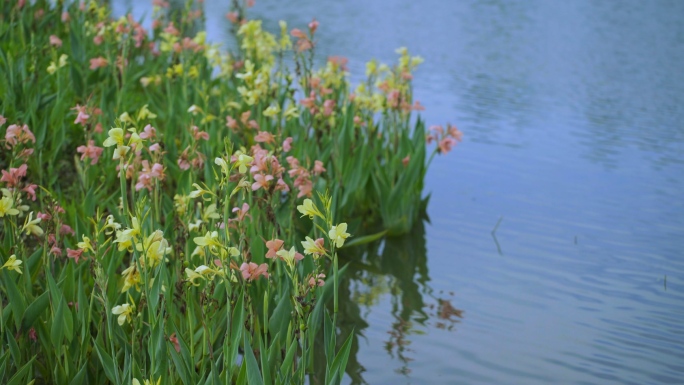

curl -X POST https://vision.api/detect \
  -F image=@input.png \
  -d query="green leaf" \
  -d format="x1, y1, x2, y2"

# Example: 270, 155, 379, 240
68, 362, 87, 385
1, 269, 26, 330
268, 293, 291, 343
236, 358, 247, 385
5, 331, 20, 367
279, 339, 297, 379
229, 292, 245, 369
6, 356, 35, 385
169, 342, 192, 385
20, 291, 48, 332
244, 333, 264, 385
93, 338, 119, 384
329, 331, 354, 385
342, 230, 387, 248
50, 296, 65, 348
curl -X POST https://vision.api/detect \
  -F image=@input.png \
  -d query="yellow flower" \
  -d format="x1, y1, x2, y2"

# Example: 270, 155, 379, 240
366, 59, 378, 77
201, 203, 221, 222
0, 196, 20, 217
112, 145, 130, 160
263, 104, 281, 118
111, 303, 134, 325
296, 199, 323, 220
284, 105, 299, 120
115, 217, 141, 246
121, 265, 141, 292
1, 255, 22, 274
103, 128, 124, 147
215, 157, 230, 176
21, 212, 43, 236
47, 62, 58, 74
187, 105, 203, 115
185, 268, 204, 286
328, 223, 350, 248
301, 236, 326, 256
77, 235, 94, 253
234, 152, 254, 174
119, 112, 133, 123
194, 231, 222, 254
276, 246, 299, 268
137, 104, 157, 120
58, 54, 68, 68
103, 215, 121, 235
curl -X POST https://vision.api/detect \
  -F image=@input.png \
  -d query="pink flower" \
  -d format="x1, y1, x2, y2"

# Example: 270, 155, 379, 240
252, 173, 273, 191
74, 111, 90, 126
22, 184, 38, 201
430, 125, 444, 136
60, 224, 75, 236
226, 12, 238, 23
240, 262, 269, 281
291, 28, 307, 39
438, 137, 457, 154
37, 212, 51, 221
1, 164, 28, 187
153, 0, 170, 7
77, 140, 104, 165
265, 239, 284, 259
169, 333, 180, 353
149, 143, 161, 152
49, 35, 63, 47
448, 124, 463, 141
18, 148, 34, 160
232, 203, 250, 221
190, 126, 209, 141
274, 178, 289, 192
93, 35, 104, 45
309, 273, 325, 287
89, 57, 108, 70
308, 19, 319, 33
139, 124, 156, 139
136, 161, 165, 191
248, 120, 260, 130
5, 124, 35, 147
282, 137, 293, 152
164, 22, 179, 36
50, 245, 63, 257
61, 12, 70, 23
0, 115, 5, 126
254, 131, 275, 144
226, 116, 238, 130
94, 123, 103, 133
402, 155, 410, 167
313, 160, 326, 176
323, 99, 335, 116
67, 248, 84, 263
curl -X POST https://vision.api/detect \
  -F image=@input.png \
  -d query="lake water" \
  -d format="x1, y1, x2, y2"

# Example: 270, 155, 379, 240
115, 1, 684, 383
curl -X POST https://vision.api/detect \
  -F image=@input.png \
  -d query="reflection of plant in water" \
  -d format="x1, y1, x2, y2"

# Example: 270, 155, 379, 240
351, 273, 391, 308
336, 219, 465, 384
431, 296, 464, 331
385, 317, 416, 375
384, 291, 464, 377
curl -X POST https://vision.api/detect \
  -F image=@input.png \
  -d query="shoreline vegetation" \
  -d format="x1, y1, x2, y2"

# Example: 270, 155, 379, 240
0, 0, 462, 383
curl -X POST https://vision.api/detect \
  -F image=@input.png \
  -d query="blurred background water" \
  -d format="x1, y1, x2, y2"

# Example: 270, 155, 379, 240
115, 0, 684, 383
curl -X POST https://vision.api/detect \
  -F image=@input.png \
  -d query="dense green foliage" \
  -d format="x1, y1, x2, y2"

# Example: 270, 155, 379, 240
0, 0, 460, 383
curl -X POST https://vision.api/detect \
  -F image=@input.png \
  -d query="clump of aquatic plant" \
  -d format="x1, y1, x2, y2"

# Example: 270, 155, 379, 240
0, 0, 461, 383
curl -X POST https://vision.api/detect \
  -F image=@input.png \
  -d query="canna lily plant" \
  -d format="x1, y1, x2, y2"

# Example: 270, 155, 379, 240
0, 0, 460, 383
